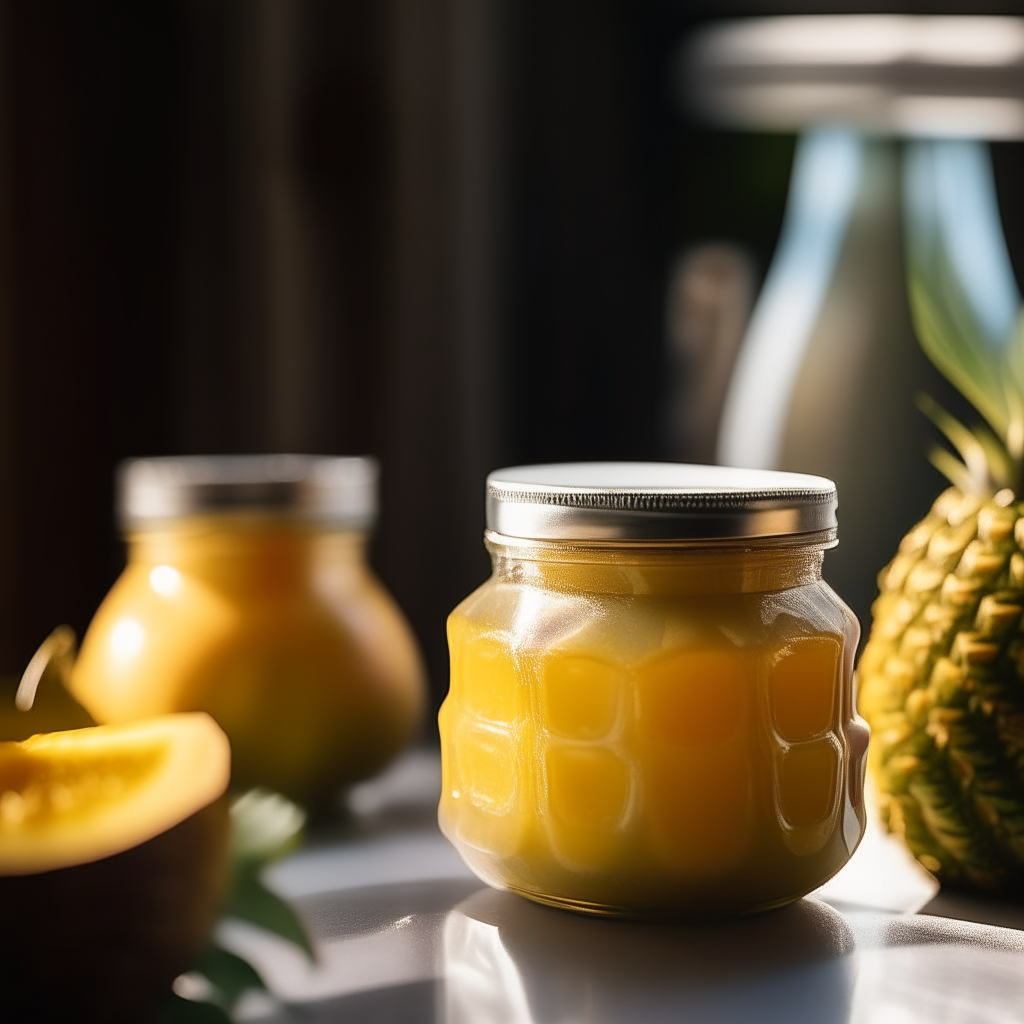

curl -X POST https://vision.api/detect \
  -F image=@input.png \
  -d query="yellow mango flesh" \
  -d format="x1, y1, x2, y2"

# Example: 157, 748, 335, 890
439, 553, 864, 916
0, 712, 229, 874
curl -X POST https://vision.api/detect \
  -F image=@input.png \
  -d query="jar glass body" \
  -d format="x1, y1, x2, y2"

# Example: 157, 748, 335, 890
439, 535, 868, 917
71, 515, 426, 808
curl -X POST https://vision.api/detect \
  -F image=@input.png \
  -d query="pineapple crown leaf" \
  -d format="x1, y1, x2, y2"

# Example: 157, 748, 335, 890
915, 391, 1015, 495
975, 426, 1016, 491
904, 140, 1023, 482
907, 275, 1017, 444
926, 441, 976, 494
1002, 313, 1024, 463
909, 276, 1024, 494
914, 393, 993, 488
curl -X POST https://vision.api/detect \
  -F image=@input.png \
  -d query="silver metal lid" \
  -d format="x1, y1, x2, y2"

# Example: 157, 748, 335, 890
486, 463, 837, 543
119, 455, 378, 529
684, 15, 1024, 139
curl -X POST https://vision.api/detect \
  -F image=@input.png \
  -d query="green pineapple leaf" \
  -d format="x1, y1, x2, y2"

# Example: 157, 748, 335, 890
1002, 310, 1024, 463
904, 141, 1024, 490
973, 424, 1016, 491
915, 393, 992, 491
926, 442, 976, 494
906, 269, 1012, 442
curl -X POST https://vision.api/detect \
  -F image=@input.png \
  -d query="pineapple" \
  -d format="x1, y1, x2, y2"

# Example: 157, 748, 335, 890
858, 145, 1024, 890
859, 484, 1024, 888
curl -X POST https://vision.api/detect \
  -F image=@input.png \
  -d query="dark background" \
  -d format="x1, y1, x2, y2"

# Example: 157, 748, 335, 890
0, 0, 1021, 710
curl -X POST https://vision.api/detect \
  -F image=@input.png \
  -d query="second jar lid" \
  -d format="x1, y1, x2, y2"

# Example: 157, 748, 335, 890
119, 454, 378, 529
486, 462, 837, 543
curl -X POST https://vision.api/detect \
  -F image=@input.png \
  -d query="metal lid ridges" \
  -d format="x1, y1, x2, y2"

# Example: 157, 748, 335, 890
486, 462, 838, 542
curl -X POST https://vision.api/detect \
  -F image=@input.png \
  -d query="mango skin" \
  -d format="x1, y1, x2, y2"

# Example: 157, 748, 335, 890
0, 798, 229, 1023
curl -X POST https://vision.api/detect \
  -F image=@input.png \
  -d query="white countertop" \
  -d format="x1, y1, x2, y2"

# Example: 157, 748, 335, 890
218, 751, 1024, 1023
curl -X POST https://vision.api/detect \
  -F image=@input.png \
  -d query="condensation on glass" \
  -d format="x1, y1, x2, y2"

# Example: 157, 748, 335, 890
439, 462, 869, 917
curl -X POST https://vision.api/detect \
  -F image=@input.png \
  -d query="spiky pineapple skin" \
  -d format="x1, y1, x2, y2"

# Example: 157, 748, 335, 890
859, 486, 1024, 890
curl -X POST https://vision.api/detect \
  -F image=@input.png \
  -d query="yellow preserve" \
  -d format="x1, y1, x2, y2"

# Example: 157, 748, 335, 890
71, 456, 425, 810
439, 462, 868, 917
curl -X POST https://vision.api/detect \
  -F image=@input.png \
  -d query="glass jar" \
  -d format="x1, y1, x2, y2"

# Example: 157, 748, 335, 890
439, 462, 868, 917
71, 455, 426, 810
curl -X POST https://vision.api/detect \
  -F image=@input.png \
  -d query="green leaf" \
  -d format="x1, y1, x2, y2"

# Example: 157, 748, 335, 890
915, 393, 992, 487
227, 864, 316, 959
230, 788, 305, 864
157, 788, 312, 1020
974, 426, 1016, 490
907, 273, 1010, 440
1004, 311, 1024, 462
904, 142, 1023, 455
927, 444, 975, 493
195, 944, 267, 1008
224, 789, 315, 959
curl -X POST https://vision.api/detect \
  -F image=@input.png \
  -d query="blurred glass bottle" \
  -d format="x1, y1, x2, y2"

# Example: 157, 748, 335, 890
685, 14, 1024, 629
70, 455, 426, 811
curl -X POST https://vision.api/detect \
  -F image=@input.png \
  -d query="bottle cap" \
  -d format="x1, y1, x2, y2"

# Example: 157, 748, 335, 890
119, 454, 378, 529
685, 15, 1024, 139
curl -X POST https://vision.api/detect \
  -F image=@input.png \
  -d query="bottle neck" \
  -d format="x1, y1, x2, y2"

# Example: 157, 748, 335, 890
485, 533, 826, 596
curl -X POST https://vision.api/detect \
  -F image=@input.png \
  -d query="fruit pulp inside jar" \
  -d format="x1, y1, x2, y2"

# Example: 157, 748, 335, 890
438, 539, 866, 917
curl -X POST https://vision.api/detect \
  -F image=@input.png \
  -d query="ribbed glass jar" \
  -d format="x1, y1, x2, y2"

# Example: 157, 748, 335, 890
439, 463, 868, 917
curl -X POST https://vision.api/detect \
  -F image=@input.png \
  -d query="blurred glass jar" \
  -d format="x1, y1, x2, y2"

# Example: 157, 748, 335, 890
71, 455, 426, 810
440, 463, 868, 917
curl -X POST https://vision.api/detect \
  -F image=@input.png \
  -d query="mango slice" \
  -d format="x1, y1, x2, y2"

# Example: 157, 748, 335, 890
0, 713, 231, 1022
0, 712, 229, 874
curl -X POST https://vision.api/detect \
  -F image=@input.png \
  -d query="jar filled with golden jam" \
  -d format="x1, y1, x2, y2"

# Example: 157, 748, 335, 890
439, 463, 869, 917
71, 455, 426, 810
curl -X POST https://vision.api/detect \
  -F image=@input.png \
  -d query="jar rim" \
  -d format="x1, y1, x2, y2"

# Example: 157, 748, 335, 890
486, 462, 838, 543
484, 528, 837, 559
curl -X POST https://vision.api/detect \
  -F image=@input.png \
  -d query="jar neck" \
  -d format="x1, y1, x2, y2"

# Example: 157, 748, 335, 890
485, 533, 826, 596
127, 515, 369, 588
